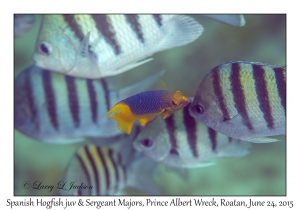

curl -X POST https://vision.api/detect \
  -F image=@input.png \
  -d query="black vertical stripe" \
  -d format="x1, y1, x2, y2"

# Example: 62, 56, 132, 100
208, 127, 217, 152
165, 114, 178, 150
91, 15, 121, 55
230, 63, 253, 130
125, 15, 144, 43
84, 146, 100, 195
63, 14, 84, 41
108, 149, 119, 194
65, 75, 80, 128
153, 14, 162, 27
96, 147, 110, 194
99, 79, 110, 111
76, 153, 92, 195
212, 66, 231, 121
25, 68, 38, 129
252, 64, 274, 129
78, 189, 82, 196
86, 79, 98, 124
183, 105, 198, 157
42, 70, 59, 130
228, 137, 233, 143
274, 67, 286, 116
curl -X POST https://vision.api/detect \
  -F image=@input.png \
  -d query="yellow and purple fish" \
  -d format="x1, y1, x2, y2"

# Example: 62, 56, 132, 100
189, 61, 286, 143
107, 90, 190, 134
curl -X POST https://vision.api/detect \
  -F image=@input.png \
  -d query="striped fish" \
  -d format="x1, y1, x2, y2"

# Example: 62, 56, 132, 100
14, 65, 164, 143
189, 61, 286, 143
60, 136, 161, 195
134, 103, 250, 168
33, 14, 203, 79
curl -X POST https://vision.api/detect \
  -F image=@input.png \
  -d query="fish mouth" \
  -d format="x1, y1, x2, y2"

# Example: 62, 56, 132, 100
132, 140, 142, 152
32, 54, 45, 69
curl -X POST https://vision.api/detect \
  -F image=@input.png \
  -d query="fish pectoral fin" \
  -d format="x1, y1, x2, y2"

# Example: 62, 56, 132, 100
139, 116, 157, 126
75, 31, 99, 76
223, 113, 246, 130
243, 137, 280, 143
162, 112, 172, 119
111, 58, 153, 76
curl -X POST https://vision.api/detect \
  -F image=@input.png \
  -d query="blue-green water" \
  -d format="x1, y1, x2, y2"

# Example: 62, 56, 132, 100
14, 14, 286, 195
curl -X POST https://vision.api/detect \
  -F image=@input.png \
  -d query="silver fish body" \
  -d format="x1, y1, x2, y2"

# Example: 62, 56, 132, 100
14, 65, 164, 143
189, 61, 286, 143
134, 103, 250, 168
33, 14, 203, 79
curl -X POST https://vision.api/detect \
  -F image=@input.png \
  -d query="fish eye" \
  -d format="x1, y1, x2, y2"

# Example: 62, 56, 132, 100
194, 103, 204, 114
140, 138, 153, 147
38, 42, 52, 56
171, 100, 178, 106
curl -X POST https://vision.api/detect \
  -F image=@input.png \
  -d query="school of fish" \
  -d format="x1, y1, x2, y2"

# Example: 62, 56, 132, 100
14, 14, 286, 195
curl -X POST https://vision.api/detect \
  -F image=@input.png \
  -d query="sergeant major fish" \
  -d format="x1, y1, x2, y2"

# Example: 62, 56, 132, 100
33, 14, 203, 78
134, 103, 250, 168
107, 90, 190, 135
60, 135, 161, 195
189, 61, 286, 143
14, 65, 164, 143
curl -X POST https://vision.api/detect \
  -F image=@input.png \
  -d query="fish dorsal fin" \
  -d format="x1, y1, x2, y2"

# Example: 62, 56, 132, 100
115, 69, 166, 100
156, 79, 169, 90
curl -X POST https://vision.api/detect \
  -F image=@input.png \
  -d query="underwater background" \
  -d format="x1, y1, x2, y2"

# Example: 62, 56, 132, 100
14, 14, 286, 196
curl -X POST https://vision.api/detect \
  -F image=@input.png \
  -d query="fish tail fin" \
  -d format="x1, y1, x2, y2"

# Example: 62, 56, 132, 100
107, 104, 134, 134
160, 15, 203, 51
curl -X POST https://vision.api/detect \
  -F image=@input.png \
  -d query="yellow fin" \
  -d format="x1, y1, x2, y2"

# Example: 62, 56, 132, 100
106, 103, 135, 134
163, 112, 172, 119
117, 120, 134, 135
107, 104, 124, 117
